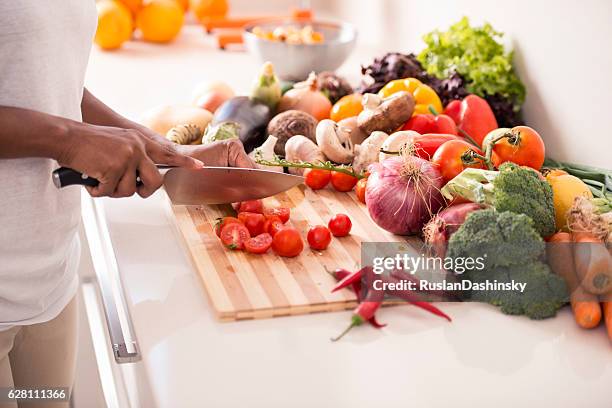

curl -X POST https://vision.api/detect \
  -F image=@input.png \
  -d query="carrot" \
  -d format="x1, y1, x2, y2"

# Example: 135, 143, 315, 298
548, 232, 602, 329
601, 292, 612, 342
572, 231, 612, 295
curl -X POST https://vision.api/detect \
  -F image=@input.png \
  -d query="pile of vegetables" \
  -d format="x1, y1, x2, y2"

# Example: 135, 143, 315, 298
137, 18, 612, 342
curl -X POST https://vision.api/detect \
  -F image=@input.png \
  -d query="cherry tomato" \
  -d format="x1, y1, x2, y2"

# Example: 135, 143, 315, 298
402, 114, 457, 135
271, 227, 304, 257
432, 140, 487, 182
330, 171, 358, 192
263, 216, 284, 237
485, 126, 546, 170
330, 93, 363, 122
244, 233, 273, 254
214, 216, 241, 237
304, 169, 331, 190
237, 212, 266, 236
234, 200, 264, 214
264, 207, 290, 223
355, 178, 367, 204
307, 225, 332, 250
328, 214, 352, 237
220, 223, 250, 250
443, 100, 462, 125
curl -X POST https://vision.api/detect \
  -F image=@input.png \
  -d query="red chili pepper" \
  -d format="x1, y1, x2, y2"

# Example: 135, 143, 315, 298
331, 301, 382, 342
331, 268, 364, 293
382, 273, 452, 322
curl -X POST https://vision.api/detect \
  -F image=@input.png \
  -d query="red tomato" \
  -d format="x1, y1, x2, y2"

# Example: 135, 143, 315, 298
264, 207, 290, 223
220, 223, 250, 250
304, 169, 331, 190
443, 100, 462, 125
307, 225, 332, 250
271, 227, 303, 257
355, 178, 367, 204
432, 140, 487, 182
328, 214, 352, 237
214, 216, 241, 237
330, 172, 358, 192
263, 216, 284, 237
235, 200, 264, 214
486, 126, 546, 170
237, 212, 266, 236
244, 233, 273, 254
402, 114, 457, 135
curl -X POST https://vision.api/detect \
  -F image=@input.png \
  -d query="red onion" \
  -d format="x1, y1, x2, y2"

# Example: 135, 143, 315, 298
423, 203, 484, 257
365, 156, 445, 235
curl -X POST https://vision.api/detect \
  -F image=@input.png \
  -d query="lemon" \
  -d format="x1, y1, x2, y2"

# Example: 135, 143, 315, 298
95, 0, 133, 50
136, 0, 184, 43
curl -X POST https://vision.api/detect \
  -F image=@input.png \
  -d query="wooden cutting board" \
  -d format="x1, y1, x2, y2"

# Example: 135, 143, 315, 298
170, 185, 422, 321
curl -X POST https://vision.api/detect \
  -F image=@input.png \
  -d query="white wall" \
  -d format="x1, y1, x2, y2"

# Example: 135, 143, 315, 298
318, 0, 611, 168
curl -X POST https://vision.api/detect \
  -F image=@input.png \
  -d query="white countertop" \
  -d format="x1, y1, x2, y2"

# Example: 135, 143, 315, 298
88, 26, 612, 408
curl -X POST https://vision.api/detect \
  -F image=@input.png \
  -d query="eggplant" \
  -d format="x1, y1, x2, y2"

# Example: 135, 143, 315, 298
212, 96, 272, 153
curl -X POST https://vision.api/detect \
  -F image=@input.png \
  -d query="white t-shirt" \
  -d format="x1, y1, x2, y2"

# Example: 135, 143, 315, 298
0, 1, 97, 329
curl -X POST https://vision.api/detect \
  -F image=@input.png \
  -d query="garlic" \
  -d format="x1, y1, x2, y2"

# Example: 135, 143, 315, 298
284, 135, 326, 175
379, 130, 420, 162
249, 136, 283, 172
352, 131, 389, 175
315, 119, 354, 164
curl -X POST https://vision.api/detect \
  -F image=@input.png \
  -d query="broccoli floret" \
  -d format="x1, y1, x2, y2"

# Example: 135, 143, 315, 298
446, 209, 544, 268
441, 162, 556, 236
468, 262, 568, 320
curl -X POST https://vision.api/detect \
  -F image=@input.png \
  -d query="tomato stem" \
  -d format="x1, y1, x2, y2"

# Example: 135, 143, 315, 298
483, 131, 514, 170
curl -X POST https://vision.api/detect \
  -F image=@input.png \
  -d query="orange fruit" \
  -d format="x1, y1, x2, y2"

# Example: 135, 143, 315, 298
136, 0, 184, 43
116, 0, 143, 16
95, 0, 133, 50
189, 0, 229, 22
174, 0, 189, 11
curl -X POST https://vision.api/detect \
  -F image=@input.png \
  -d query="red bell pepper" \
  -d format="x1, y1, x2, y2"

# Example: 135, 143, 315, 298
402, 113, 458, 135
444, 95, 498, 146
410, 133, 462, 160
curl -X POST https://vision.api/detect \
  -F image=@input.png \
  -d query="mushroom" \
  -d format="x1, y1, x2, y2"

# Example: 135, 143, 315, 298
337, 116, 367, 145
248, 135, 283, 172
357, 91, 415, 135
352, 131, 389, 175
284, 135, 326, 175
267, 110, 317, 156
379, 130, 420, 162
315, 119, 354, 164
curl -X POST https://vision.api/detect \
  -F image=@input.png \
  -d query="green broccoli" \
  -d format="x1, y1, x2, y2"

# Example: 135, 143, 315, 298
467, 262, 568, 319
446, 209, 568, 319
446, 209, 544, 269
441, 162, 555, 236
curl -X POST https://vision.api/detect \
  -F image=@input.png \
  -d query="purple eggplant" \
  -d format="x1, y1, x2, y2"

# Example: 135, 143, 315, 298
212, 96, 272, 153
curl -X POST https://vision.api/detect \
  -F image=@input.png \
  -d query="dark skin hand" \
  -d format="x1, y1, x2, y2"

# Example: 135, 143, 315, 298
0, 89, 253, 199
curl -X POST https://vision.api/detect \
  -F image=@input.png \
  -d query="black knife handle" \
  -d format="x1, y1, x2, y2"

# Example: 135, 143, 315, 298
52, 167, 99, 188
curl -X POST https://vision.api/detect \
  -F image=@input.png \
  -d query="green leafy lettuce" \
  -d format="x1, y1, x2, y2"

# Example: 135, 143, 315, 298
417, 17, 526, 111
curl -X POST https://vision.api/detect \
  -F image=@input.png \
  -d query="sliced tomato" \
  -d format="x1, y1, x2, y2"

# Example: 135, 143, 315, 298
264, 207, 290, 223
328, 214, 352, 237
355, 178, 367, 204
304, 169, 331, 190
237, 212, 266, 236
307, 225, 332, 250
244, 233, 273, 254
220, 223, 250, 250
271, 227, 303, 257
234, 200, 264, 214
330, 172, 358, 192
214, 216, 241, 237
263, 216, 284, 237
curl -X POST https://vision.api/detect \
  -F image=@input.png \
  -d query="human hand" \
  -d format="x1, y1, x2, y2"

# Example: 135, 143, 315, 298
58, 123, 203, 198
178, 139, 255, 168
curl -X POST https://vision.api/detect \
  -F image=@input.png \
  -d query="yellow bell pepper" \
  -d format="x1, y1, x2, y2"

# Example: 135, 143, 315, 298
377, 78, 443, 116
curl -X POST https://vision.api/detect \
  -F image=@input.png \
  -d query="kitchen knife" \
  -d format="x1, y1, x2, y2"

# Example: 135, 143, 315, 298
52, 166, 303, 205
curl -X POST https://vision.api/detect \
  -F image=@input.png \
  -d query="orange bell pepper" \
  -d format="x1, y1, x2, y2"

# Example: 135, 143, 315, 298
377, 78, 443, 116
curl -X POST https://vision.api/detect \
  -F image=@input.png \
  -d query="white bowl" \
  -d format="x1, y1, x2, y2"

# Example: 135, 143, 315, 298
243, 19, 357, 81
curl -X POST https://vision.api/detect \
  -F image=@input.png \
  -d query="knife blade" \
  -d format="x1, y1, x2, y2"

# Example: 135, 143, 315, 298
52, 166, 303, 205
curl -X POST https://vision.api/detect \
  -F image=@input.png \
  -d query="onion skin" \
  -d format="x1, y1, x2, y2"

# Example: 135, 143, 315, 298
423, 203, 484, 257
278, 88, 332, 121
365, 156, 445, 235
